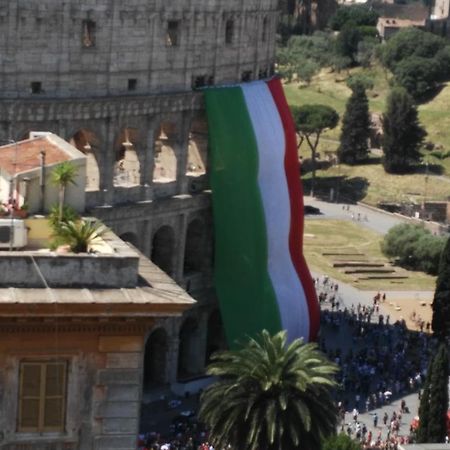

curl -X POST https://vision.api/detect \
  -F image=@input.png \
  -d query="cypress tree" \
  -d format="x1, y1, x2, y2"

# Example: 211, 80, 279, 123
416, 359, 433, 443
382, 87, 426, 173
432, 237, 450, 340
427, 344, 449, 443
338, 82, 371, 164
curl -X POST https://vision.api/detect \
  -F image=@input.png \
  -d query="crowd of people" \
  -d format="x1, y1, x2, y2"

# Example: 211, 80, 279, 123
139, 276, 439, 450
317, 276, 439, 449
138, 414, 214, 450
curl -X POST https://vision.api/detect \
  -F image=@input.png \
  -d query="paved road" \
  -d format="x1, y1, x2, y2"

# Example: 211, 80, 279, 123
305, 196, 410, 235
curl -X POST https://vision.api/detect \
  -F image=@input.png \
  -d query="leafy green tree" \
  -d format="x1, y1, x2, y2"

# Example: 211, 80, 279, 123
323, 433, 362, 450
379, 28, 446, 71
291, 104, 339, 196
432, 237, 450, 339
51, 161, 78, 222
427, 344, 449, 442
329, 5, 379, 30
417, 359, 433, 443
199, 330, 339, 450
381, 224, 445, 274
393, 56, 441, 100
356, 38, 379, 68
346, 73, 374, 91
338, 83, 371, 164
297, 59, 319, 85
382, 87, 426, 173
335, 22, 362, 63
435, 45, 450, 80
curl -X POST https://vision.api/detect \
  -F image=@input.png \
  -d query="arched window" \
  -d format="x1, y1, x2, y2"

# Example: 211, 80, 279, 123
69, 129, 101, 191
151, 226, 175, 275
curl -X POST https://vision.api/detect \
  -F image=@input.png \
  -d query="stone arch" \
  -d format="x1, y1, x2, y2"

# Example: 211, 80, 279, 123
151, 225, 175, 275
119, 232, 139, 248
186, 114, 207, 176
69, 129, 101, 191
206, 309, 227, 362
177, 317, 201, 379
184, 218, 205, 275
143, 327, 169, 387
153, 122, 178, 183
114, 127, 141, 187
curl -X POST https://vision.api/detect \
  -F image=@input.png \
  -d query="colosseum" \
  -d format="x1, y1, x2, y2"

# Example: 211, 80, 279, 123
0, 0, 279, 446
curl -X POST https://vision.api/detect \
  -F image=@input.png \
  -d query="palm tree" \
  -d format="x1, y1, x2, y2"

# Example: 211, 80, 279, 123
59, 220, 105, 253
51, 162, 78, 221
199, 330, 339, 450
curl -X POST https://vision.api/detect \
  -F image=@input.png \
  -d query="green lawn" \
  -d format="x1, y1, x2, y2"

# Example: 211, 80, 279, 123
284, 64, 450, 205
304, 219, 436, 291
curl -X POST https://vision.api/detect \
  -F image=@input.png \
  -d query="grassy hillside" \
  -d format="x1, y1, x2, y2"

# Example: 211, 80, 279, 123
284, 64, 450, 205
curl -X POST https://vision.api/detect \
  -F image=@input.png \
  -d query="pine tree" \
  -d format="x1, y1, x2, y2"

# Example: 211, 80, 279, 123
416, 359, 433, 443
427, 344, 449, 443
432, 237, 450, 340
338, 82, 371, 164
382, 87, 426, 173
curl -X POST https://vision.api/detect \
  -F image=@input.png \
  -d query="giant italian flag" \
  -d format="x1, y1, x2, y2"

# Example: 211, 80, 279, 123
204, 78, 320, 347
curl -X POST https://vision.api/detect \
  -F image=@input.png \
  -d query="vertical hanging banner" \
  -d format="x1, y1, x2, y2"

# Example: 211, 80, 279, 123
204, 78, 319, 347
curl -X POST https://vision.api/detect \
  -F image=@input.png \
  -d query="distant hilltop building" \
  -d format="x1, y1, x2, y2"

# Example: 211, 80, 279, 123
0, 0, 279, 448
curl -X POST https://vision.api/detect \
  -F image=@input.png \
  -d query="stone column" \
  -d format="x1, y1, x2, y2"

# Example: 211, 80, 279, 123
166, 336, 180, 384
192, 312, 209, 373
174, 213, 188, 283
141, 116, 157, 201
101, 117, 116, 205
176, 111, 191, 195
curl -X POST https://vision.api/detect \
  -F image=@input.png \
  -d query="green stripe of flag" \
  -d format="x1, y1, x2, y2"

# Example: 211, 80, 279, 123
205, 86, 282, 347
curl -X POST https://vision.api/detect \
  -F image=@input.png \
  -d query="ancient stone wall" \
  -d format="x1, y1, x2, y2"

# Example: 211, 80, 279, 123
0, 0, 278, 98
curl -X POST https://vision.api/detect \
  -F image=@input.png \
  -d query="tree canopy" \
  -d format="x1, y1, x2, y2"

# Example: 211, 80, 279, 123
199, 330, 339, 450
329, 5, 379, 30
338, 83, 371, 164
381, 223, 446, 275
382, 87, 426, 173
432, 237, 450, 339
291, 104, 339, 196
379, 28, 446, 71
393, 56, 441, 100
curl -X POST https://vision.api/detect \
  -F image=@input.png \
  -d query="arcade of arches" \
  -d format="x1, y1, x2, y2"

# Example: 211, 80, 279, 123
142, 309, 226, 388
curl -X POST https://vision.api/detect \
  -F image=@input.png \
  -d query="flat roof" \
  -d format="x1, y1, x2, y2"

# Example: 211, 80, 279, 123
0, 250, 196, 316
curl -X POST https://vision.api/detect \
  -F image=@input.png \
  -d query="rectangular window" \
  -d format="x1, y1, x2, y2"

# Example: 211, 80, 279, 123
82, 20, 96, 48
166, 21, 180, 47
241, 70, 253, 82
18, 361, 67, 433
30, 82, 43, 94
262, 17, 268, 42
192, 75, 206, 89
128, 78, 137, 91
225, 19, 234, 45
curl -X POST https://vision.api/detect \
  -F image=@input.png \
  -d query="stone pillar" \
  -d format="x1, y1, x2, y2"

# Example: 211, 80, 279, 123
166, 336, 180, 384
101, 117, 116, 205
141, 117, 157, 201
174, 213, 188, 283
192, 312, 208, 373
176, 111, 191, 195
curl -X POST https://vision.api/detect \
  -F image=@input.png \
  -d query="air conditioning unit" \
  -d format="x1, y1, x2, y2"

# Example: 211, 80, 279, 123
0, 219, 28, 249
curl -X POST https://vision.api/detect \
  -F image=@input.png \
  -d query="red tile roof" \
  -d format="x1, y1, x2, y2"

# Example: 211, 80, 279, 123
0, 137, 71, 175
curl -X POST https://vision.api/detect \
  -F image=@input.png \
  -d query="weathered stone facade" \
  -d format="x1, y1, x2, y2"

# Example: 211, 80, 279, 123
0, 1, 278, 448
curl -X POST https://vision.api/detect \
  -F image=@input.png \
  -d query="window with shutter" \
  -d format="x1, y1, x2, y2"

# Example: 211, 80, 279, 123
18, 361, 67, 433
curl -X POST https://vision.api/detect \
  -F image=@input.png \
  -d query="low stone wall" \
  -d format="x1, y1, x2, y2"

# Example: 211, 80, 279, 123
0, 252, 139, 288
